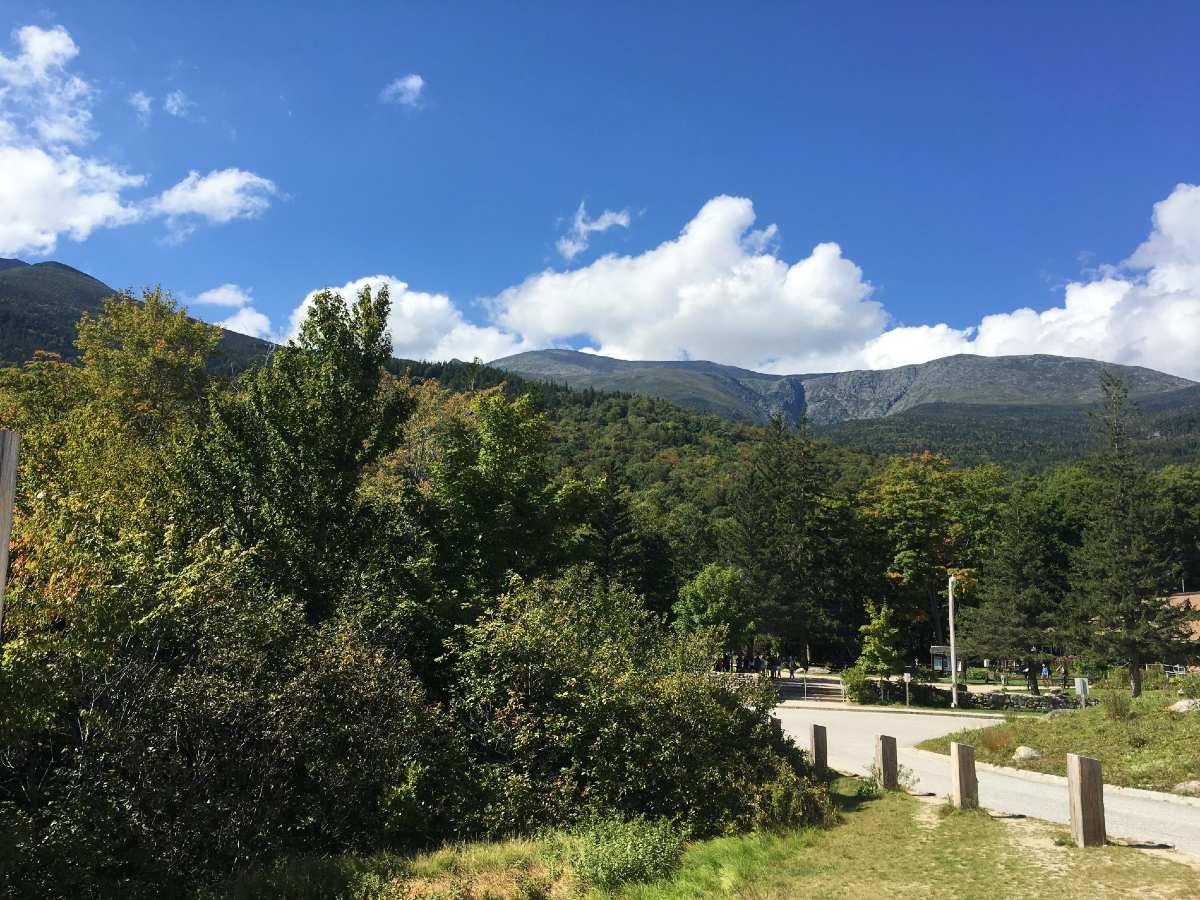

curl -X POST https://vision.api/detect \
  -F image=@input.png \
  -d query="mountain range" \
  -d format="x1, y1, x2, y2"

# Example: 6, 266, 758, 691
3, 257, 1199, 467
491, 348, 1195, 426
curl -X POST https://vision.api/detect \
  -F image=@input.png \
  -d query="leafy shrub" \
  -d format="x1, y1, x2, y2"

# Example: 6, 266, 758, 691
567, 815, 683, 888
840, 665, 878, 704
1141, 667, 1168, 692
1176, 673, 1200, 699
1104, 690, 1134, 721
452, 568, 834, 838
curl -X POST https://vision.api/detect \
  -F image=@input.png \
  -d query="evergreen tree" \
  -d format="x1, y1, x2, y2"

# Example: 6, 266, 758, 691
1069, 375, 1196, 696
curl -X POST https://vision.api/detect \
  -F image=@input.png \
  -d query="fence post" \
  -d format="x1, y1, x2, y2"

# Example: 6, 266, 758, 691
875, 734, 898, 790
950, 742, 978, 809
0, 430, 18, 642
1067, 753, 1106, 847
809, 724, 827, 775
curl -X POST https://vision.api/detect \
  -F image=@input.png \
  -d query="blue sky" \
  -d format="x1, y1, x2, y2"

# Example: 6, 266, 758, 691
2, 2, 1199, 376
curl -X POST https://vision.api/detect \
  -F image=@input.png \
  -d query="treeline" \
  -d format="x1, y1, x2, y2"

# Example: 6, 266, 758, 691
0, 287, 1198, 894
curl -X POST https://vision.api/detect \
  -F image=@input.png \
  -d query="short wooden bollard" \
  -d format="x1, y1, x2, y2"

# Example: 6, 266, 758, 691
1067, 753, 1106, 847
875, 734, 898, 790
809, 724, 827, 775
950, 742, 978, 809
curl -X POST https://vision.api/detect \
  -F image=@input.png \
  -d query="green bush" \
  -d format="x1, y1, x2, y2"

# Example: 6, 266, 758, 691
1141, 667, 1169, 692
1176, 673, 1200, 699
840, 665, 877, 704
452, 568, 834, 838
567, 815, 683, 888
1104, 690, 1134, 721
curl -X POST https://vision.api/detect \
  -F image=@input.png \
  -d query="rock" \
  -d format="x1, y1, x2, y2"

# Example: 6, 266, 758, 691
1174, 781, 1200, 797
1169, 699, 1200, 713
1013, 746, 1042, 761
1046, 708, 1074, 718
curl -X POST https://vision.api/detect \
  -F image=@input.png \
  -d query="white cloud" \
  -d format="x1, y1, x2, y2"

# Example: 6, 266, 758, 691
496, 195, 885, 373
128, 90, 152, 125
194, 282, 253, 307
285, 276, 527, 362
0, 144, 143, 255
151, 168, 278, 241
864, 183, 1200, 379
219, 305, 273, 340
163, 89, 193, 117
379, 74, 425, 107
556, 202, 630, 260
0, 25, 279, 255
278, 187, 1200, 380
0, 24, 93, 145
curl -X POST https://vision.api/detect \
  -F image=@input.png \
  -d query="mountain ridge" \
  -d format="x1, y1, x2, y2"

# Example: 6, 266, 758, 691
492, 348, 1195, 426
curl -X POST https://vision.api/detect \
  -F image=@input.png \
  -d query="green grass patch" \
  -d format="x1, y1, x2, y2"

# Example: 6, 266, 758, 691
212, 776, 1200, 899
917, 689, 1200, 792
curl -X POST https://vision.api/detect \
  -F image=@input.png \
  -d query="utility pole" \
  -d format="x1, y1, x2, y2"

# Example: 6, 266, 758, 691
948, 573, 959, 708
0, 430, 19, 643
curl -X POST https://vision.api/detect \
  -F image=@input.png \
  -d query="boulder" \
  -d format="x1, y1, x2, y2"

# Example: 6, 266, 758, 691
1169, 699, 1200, 713
1012, 745, 1042, 761
1173, 780, 1200, 797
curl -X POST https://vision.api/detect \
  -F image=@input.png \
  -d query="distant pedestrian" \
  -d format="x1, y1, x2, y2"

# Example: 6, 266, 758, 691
788, 656, 796, 679
1041, 663, 1050, 686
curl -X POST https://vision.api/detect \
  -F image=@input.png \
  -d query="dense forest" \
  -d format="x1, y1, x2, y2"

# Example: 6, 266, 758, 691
0, 287, 1197, 896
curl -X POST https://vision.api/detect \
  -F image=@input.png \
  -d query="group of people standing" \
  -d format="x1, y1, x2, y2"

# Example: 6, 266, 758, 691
713, 654, 801, 680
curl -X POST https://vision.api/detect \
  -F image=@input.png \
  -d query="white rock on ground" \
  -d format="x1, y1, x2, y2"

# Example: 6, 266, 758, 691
1169, 699, 1200, 713
1173, 780, 1200, 796
1013, 745, 1042, 761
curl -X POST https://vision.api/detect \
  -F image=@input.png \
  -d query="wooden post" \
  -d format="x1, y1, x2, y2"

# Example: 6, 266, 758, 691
875, 734, 898, 790
809, 724, 827, 775
950, 742, 978, 809
1067, 753, 1106, 847
0, 430, 18, 641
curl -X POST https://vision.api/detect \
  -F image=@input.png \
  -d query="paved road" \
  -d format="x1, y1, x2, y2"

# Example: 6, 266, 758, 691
775, 702, 1200, 855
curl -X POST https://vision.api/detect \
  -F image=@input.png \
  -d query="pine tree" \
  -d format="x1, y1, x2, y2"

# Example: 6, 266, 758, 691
1070, 375, 1197, 696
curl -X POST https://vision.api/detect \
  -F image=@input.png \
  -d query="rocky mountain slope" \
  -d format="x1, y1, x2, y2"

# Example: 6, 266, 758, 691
492, 348, 1195, 426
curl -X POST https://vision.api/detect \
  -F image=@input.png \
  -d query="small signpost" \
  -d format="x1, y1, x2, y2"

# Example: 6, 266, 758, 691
903, 670, 912, 706
0, 430, 18, 642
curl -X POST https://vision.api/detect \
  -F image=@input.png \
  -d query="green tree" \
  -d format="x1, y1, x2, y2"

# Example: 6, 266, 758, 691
673, 563, 755, 649
723, 417, 858, 658
959, 481, 1072, 694
183, 285, 412, 624
1070, 375, 1196, 696
856, 600, 903, 701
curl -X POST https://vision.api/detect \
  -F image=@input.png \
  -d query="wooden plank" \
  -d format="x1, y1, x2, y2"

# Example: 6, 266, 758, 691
1067, 753, 1106, 847
950, 741, 978, 809
0, 430, 18, 640
875, 734, 898, 790
809, 723, 827, 776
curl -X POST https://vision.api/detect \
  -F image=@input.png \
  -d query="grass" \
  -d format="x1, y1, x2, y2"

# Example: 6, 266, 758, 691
917, 689, 1200, 792
211, 777, 1200, 899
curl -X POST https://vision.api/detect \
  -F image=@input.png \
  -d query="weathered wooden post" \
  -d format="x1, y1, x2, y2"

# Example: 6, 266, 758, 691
809, 724, 827, 776
1067, 753, 1106, 847
0, 430, 18, 642
950, 742, 978, 809
875, 734, 898, 790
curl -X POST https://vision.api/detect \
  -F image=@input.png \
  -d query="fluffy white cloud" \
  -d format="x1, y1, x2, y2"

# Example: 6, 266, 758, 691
0, 24, 93, 145
556, 202, 630, 260
219, 305, 273, 339
495, 195, 886, 372
0, 24, 278, 255
0, 144, 144, 255
150, 168, 279, 242
128, 90, 152, 125
865, 183, 1200, 378
380, 74, 425, 107
194, 282, 253, 307
283, 186, 1200, 379
285, 276, 527, 362
163, 89, 194, 117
